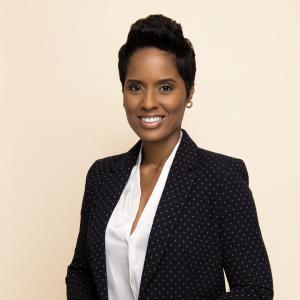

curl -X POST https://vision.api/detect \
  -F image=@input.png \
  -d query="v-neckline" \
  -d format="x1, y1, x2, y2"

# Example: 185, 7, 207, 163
128, 130, 183, 239
129, 162, 164, 238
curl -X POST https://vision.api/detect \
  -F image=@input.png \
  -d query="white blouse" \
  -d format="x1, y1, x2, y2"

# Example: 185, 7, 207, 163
105, 129, 183, 300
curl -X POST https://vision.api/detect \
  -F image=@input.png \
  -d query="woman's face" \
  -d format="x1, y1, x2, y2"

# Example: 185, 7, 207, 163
123, 47, 194, 143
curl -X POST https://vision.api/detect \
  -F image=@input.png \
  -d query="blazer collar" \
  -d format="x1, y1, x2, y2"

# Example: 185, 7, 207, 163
110, 128, 201, 173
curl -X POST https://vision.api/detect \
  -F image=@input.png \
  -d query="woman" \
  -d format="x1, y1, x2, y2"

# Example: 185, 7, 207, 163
65, 14, 274, 299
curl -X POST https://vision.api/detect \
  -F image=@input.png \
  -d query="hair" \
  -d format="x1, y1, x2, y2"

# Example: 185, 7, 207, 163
118, 14, 196, 98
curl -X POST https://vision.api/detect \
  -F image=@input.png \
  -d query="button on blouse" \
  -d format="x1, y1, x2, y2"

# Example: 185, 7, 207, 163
105, 129, 183, 300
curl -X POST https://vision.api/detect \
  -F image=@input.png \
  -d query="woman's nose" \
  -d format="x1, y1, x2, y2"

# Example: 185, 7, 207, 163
142, 89, 157, 109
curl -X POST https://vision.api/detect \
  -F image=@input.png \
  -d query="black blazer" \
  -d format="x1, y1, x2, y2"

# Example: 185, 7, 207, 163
65, 128, 274, 299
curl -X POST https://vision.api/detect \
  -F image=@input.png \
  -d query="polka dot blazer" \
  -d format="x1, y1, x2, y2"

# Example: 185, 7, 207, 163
65, 128, 274, 299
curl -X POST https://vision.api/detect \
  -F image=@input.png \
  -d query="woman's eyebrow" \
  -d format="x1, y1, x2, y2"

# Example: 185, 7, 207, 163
125, 78, 177, 84
125, 79, 143, 85
156, 78, 177, 84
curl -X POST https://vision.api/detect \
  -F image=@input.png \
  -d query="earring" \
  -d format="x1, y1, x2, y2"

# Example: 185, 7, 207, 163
186, 100, 193, 108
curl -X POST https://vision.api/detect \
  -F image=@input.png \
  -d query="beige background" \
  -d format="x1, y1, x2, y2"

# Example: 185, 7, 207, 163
1, 0, 299, 299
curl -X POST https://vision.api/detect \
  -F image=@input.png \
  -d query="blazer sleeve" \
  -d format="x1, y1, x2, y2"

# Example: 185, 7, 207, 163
217, 159, 274, 300
65, 163, 98, 300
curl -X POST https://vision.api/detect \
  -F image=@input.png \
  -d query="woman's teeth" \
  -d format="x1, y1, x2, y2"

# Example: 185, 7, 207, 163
141, 116, 163, 123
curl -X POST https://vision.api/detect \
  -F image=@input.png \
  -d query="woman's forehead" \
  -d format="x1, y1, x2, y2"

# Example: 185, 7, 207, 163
126, 48, 180, 80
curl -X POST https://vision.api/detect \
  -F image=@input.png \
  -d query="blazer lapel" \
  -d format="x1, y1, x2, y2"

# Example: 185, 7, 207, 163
92, 128, 201, 299
89, 137, 141, 299
137, 129, 201, 297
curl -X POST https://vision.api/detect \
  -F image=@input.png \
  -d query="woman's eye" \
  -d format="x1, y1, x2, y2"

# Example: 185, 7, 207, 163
160, 85, 173, 92
128, 85, 142, 92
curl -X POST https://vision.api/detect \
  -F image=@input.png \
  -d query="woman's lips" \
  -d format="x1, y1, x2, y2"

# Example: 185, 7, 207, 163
137, 116, 165, 129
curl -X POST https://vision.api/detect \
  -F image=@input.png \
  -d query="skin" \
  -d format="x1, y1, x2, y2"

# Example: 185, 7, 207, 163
122, 47, 195, 235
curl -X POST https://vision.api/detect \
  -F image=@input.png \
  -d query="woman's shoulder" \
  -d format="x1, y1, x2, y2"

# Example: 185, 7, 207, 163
86, 152, 124, 176
197, 146, 241, 164
196, 146, 249, 184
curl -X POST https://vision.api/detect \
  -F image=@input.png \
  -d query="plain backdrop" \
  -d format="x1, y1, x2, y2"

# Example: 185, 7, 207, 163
1, 1, 299, 299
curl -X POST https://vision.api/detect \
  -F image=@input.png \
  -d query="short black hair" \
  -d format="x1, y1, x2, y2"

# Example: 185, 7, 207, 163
118, 14, 196, 98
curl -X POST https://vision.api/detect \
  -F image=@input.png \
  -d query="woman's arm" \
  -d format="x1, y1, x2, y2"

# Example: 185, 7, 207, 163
65, 164, 98, 300
217, 159, 274, 299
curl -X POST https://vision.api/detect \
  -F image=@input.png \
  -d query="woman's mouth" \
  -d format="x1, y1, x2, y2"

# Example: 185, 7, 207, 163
138, 115, 166, 128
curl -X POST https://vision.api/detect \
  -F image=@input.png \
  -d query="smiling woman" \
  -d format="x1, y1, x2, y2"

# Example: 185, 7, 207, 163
65, 14, 274, 300
123, 47, 194, 140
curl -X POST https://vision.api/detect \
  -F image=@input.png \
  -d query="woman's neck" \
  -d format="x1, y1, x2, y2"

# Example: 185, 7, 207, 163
140, 129, 181, 169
